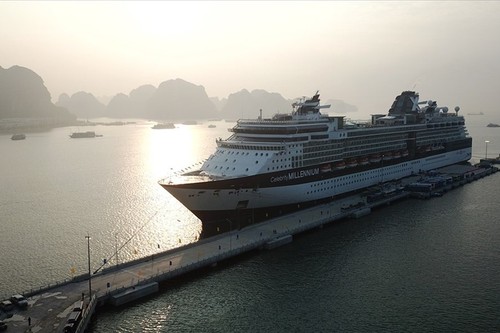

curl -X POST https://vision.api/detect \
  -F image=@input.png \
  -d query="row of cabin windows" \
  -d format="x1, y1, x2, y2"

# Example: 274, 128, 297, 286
305, 164, 411, 194
304, 136, 407, 155
344, 134, 408, 147
301, 143, 408, 163
417, 129, 459, 138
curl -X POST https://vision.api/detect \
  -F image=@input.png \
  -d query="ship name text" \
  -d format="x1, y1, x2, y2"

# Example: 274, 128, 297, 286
270, 168, 320, 183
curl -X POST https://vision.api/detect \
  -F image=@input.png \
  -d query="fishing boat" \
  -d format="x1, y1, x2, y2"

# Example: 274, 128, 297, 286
11, 134, 26, 140
70, 131, 97, 138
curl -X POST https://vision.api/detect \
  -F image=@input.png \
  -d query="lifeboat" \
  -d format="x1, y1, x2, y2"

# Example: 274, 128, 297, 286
382, 152, 393, 161
346, 158, 358, 168
359, 157, 370, 165
402, 149, 409, 157
334, 161, 346, 170
431, 144, 444, 151
320, 164, 332, 173
369, 153, 382, 163
393, 151, 401, 159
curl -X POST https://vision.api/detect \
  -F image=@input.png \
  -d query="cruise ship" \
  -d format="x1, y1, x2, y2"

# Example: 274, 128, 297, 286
159, 91, 472, 235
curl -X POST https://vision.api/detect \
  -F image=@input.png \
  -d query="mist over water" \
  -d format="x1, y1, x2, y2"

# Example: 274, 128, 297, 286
1, 115, 499, 331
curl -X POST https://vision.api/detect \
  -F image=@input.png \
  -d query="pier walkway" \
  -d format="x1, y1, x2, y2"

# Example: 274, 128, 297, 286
2, 192, 374, 333
1, 164, 496, 333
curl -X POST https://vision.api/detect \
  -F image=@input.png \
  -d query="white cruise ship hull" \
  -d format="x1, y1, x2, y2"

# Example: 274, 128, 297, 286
161, 147, 471, 233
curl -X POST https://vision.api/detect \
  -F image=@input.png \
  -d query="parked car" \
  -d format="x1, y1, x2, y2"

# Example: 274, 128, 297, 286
72, 300, 83, 312
0, 301, 13, 312
10, 294, 28, 309
67, 310, 81, 324
63, 322, 75, 333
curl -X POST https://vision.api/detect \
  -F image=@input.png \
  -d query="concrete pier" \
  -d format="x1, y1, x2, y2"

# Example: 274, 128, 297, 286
0, 163, 496, 333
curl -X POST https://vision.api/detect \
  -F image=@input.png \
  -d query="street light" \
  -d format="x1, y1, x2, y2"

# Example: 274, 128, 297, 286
485, 140, 490, 159
115, 233, 119, 268
85, 234, 92, 298
226, 219, 233, 250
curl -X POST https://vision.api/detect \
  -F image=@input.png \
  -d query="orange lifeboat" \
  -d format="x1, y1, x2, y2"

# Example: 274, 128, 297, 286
346, 158, 358, 168
369, 154, 382, 163
320, 164, 332, 173
334, 161, 346, 170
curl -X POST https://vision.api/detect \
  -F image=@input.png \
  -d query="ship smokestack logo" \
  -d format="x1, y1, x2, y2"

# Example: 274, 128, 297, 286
410, 95, 420, 111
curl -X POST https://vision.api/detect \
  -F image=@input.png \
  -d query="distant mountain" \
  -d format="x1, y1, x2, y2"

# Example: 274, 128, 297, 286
0, 65, 75, 121
56, 91, 106, 119
106, 93, 131, 118
221, 89, 291, 120
1, 64, 360, 129
210, 96, 227, 112
146, 79, 216, 121
106, 84, 157, 118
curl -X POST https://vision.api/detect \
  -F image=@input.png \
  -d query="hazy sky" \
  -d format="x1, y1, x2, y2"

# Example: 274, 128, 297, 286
2, 1, 500, 117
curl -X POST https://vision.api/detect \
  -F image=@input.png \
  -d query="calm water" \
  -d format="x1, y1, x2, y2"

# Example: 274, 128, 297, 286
1, 116, 499, 332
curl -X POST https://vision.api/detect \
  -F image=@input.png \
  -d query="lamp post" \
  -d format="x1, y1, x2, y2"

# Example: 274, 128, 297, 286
226, 219, 233, 250
485, 140, 490, 159
85, 234, 92, 298
115, 233, 119, 268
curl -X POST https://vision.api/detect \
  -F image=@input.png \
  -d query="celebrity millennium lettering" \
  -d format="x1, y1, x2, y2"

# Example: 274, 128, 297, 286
271, 168, 320, 183
159, 91, 472, 236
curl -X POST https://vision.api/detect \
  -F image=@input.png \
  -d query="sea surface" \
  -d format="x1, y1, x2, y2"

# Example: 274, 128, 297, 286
1, 116, 499, 332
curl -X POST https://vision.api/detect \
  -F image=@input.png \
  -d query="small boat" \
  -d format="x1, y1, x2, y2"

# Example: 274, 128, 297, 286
70, 131, 97, 138
208, 124, 216, 128
152, 123, 175, 129
11, 134, 26, 140
487, 123, 500, 128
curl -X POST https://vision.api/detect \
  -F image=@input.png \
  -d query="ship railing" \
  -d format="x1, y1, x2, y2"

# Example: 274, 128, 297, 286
100, 239, 269, 298
2, 276, 75, 301
218, 141, 285, 151
237, 117, 329, 125
75, 293, 98, 333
